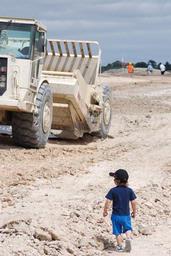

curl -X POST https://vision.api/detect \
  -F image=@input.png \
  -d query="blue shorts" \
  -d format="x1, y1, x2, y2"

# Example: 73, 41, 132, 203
111, 214, 132, 236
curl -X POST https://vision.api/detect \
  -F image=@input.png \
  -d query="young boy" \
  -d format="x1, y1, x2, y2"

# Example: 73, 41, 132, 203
103, 169, 137, 252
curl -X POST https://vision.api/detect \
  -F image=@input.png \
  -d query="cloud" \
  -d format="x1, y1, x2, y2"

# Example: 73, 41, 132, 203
0, 0, 171, 63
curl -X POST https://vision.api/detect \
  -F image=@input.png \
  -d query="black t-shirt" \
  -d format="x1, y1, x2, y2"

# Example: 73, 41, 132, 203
105, 185, 136, 216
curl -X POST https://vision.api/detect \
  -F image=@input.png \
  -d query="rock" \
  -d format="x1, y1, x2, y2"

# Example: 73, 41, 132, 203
34, 227, 60, 242
95, 234, 114, 250
48, 229, 60, 241
66, 247, 74, 254
96, 218, 105, 224
144, 202, 153, 209
154, 198, 160, 203
138, 224, 152, 235
0, 219, 31, 229
2, 195, 15, 207
88, 239, 100, 249
150, 212, 157, 217
132, 229, 139, 236
34, 229, 52, 241
152, 183, 159, 188
163, 209, 170, 216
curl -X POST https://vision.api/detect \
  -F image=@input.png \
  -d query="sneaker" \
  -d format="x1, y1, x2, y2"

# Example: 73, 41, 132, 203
116, 245, 124, 252
125, 239, 132, 252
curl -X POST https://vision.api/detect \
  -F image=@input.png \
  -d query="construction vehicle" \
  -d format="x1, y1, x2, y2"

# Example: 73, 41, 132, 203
0, 17, 112, 148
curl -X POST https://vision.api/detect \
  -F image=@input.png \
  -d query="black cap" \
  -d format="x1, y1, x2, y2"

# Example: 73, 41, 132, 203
109, 169, 129, 182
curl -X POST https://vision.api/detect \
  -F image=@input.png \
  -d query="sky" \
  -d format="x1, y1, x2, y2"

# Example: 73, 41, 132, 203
0, 0, 171, 65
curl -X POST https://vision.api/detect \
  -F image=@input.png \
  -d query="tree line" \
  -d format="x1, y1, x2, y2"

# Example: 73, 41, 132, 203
102, 60, 171, 72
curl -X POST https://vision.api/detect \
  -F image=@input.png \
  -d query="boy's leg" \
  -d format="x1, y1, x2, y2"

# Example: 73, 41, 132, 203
115, 235, 124, 252
125, 230, 132, 239
123, 216, 133, 252
125, 230, 132, 251
116, 234, 123, 246
111, 215, 124, 250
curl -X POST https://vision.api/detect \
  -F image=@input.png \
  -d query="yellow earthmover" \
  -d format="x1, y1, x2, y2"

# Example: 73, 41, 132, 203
0, 17, 112, 148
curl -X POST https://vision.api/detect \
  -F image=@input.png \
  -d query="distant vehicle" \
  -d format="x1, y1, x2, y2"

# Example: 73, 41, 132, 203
0, 17, 112, 148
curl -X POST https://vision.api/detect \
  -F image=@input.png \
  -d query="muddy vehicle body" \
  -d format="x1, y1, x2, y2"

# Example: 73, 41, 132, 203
0, 17, 112, 148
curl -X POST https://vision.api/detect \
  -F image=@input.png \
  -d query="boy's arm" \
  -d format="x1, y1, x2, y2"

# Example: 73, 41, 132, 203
131, 199, 137, 218
103, 199, 112, 217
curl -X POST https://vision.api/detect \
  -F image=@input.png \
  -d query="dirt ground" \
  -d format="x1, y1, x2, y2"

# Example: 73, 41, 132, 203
0, 70, 171, 255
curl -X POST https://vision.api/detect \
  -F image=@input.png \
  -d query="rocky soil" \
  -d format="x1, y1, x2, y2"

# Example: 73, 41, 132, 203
0, 70, 171, 255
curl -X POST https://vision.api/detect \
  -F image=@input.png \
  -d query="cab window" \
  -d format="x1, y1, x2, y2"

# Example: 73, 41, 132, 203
33, 31, 45, 59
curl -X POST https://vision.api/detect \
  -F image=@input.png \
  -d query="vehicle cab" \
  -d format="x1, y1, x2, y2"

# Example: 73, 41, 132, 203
0, 17, 47, 111
0, 17, 46, 60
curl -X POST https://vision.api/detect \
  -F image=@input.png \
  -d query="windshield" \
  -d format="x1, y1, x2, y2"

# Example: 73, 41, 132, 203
0, 22, 33, 59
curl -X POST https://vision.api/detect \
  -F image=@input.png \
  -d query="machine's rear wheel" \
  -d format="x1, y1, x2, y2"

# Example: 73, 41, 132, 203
96, 85, 112, 138
12, 83, 52, 148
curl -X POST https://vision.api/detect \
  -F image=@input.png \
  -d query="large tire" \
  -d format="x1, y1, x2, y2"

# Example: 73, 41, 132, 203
96, 85, 112, 138
12, 83, 53, 148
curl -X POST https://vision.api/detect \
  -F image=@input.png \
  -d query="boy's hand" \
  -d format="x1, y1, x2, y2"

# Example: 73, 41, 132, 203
103, 199, 111, 217
131, 212, 136, 218
131, 199, 137, 219
103, 210, 108, 217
